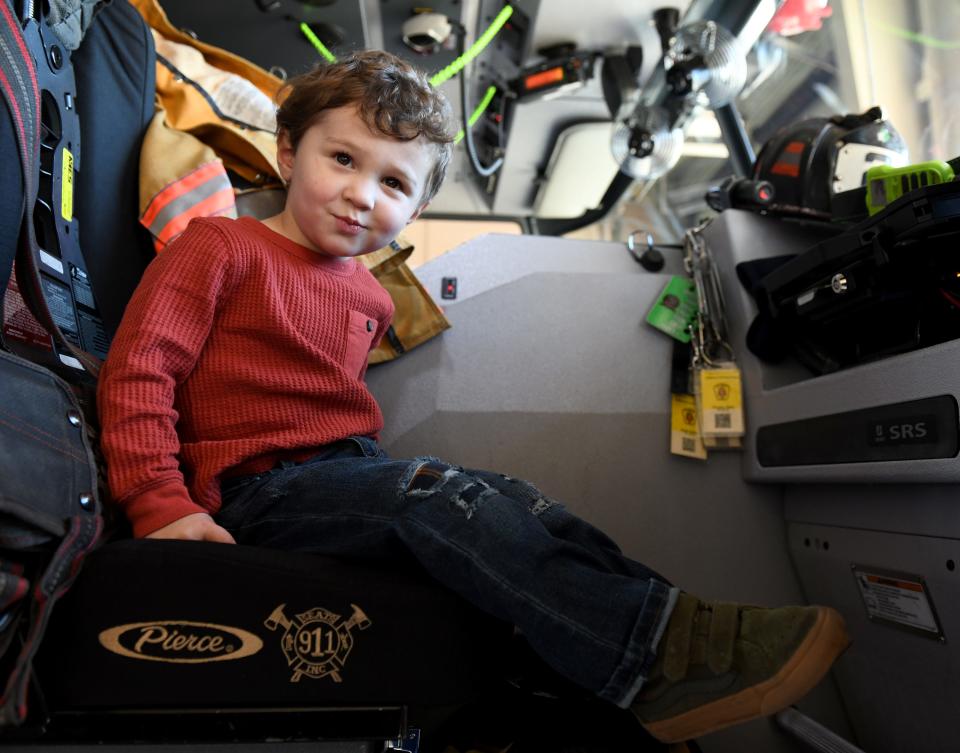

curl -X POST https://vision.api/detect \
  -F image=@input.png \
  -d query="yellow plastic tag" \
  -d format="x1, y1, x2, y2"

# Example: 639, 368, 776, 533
671, 393, 707, 460
697, 364, 744, 438
61, 148, 74, 222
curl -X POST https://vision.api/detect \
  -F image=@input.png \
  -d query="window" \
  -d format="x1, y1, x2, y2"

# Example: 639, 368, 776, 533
612, 0, 960, 235
402, 219, 522, 268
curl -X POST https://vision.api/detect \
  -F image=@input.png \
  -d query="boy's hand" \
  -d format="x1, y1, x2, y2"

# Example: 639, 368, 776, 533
145, 513, 237, 544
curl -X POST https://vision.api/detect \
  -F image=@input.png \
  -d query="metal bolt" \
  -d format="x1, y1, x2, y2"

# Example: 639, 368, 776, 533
67, 410, 82, 427
49, 45, 63, 70
79, 494, 94, 511
830, 273, 848, 294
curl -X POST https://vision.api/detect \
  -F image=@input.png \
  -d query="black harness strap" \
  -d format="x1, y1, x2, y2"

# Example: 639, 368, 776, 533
0, 0, 39, 335
0, 1, 100, 380
0, 2, 104, 727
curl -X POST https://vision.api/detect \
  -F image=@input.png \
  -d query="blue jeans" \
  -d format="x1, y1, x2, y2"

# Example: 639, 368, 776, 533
215, 436, 678, 708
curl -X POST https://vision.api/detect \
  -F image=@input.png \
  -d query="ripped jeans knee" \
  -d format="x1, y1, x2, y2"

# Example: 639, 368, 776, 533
493, 473, 557, 516
398, 458, 496, 519
398, 458, 556, 518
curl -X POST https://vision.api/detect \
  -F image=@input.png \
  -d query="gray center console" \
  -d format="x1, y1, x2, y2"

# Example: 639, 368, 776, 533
705, 209, 960, 753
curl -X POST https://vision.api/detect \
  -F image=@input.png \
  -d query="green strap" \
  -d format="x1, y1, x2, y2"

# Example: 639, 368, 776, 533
662, 592, 699, 682
707, 602, 738, 674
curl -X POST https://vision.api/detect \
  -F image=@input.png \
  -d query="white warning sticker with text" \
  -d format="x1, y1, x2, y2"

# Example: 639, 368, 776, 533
853, 567, 940, 635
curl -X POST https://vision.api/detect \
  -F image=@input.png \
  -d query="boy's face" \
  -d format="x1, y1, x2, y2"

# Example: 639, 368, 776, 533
274, 105, 433, 260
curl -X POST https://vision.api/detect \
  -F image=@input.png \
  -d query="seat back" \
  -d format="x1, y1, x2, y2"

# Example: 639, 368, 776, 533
1, 0, 155, 380
0, 0, 153, 729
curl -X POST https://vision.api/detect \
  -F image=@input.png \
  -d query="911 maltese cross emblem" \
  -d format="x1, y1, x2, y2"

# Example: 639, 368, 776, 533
264, 603, 371, 683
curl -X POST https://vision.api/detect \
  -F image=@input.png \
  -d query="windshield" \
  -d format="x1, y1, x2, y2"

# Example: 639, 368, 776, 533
588, 0, 960, 241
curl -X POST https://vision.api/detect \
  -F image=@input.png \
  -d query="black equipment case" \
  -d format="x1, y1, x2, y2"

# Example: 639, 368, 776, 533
757, 180, 960, 374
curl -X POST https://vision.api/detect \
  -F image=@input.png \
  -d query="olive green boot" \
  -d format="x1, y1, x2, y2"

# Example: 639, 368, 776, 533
633, 593, 849, 743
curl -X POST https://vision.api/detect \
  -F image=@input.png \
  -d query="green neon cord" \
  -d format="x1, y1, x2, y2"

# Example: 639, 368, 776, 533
297, 7, 514, 81
300, 22, 337, 62
454, 85, 498, 143
875, 21, 960, 50
430, 5, 514, 87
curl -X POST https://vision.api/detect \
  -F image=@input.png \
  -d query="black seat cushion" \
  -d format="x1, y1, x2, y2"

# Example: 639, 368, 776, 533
35, 540, 512, 711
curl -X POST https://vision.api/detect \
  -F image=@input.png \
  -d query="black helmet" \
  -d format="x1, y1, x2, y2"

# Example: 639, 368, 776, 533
752, 106, 907, 219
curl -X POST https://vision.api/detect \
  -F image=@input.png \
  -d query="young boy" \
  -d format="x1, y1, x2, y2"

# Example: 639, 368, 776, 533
98, 50, 849, 743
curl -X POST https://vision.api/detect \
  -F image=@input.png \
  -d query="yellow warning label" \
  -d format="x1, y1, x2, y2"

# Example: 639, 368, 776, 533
61, 148, 74, 222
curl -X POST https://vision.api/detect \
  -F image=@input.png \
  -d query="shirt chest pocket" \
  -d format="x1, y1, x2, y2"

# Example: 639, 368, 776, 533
343, 310, 378, 378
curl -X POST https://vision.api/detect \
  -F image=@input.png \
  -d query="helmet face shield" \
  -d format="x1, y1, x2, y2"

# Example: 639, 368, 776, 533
832, 142, 908, 193
832, 121, 908, 193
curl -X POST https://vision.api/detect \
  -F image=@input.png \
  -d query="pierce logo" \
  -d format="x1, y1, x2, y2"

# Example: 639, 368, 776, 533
99, 621, 263, 664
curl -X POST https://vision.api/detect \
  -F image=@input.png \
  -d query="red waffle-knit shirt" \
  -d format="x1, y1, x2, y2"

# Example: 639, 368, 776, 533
97, 216, 395, 538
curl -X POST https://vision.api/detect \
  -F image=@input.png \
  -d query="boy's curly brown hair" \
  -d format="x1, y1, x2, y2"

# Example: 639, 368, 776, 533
276, 50, 456, 204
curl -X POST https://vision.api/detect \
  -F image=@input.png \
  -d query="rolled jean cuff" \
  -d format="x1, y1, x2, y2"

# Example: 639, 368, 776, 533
601, 582, 680, 708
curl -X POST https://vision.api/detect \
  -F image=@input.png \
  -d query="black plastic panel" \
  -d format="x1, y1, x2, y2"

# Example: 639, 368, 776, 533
160, 0, 366, 78
757, 395, 960, 466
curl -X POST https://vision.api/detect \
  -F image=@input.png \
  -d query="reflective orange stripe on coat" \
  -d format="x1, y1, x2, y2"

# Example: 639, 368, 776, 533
140, 160, 236, 251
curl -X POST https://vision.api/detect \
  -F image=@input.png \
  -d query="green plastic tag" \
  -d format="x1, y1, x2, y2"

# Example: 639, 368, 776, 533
646, 276, 697, 343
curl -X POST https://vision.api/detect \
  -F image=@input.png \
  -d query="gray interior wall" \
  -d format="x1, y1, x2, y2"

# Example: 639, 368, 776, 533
366, 233, 850, 753
787, 511, 960, 753
785, 483, 960, 753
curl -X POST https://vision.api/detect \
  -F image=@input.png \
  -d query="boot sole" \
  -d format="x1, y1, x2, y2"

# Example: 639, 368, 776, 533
643, 606, 850, 743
